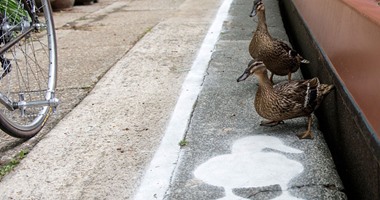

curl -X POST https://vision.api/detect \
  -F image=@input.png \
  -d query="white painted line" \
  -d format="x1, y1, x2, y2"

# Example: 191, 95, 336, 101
133, 0, 234, 199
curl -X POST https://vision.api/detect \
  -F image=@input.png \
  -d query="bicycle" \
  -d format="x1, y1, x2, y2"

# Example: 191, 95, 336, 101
0, 0, 58, 138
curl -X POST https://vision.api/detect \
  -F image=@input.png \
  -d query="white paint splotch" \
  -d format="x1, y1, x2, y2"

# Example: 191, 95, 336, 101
194, 135, 304, 200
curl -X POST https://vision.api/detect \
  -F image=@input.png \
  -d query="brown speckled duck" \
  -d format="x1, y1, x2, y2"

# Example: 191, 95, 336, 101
249, 0, 309, 83
237, 61, 334, 139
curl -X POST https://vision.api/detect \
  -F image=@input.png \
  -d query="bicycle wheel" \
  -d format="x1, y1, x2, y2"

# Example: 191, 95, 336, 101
0, 0, 58, 138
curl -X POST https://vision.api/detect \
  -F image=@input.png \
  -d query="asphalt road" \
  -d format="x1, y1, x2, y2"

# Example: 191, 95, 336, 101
0, 0, 346, 199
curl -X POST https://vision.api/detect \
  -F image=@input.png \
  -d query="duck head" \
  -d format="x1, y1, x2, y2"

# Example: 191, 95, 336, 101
250, 0, 263, 17
237, 60, 266, 82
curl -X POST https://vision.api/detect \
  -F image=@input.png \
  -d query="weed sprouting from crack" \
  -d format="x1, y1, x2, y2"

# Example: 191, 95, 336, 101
0, 150, 29, 179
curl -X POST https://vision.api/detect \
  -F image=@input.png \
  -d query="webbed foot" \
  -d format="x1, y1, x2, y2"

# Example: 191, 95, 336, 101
260, 120, 284, 127
297, 115, 314, 139
297, 130, 314, 140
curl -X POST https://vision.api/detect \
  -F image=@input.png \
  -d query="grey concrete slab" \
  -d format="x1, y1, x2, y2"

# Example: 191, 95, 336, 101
0, 0, 211, 163
0, 0, 223, 198
165, 0, 346, 199
221, 0, 288, 42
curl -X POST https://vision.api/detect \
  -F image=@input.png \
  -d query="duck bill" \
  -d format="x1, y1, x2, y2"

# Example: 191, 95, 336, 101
237, 71, 250, 82
250, 6, 257, 17
250, 0, 261, 17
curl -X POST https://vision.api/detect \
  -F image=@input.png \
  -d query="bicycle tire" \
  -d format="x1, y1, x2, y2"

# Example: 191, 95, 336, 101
0, 0, 58, 138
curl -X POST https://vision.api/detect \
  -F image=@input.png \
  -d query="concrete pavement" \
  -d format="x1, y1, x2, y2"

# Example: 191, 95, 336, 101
0, 0, 222, 198
136, 0, 346, 199
0, 0, 346, 199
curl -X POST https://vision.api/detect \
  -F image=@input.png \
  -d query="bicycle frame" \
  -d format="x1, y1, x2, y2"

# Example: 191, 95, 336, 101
0, 0, 37, 54
0, 0, 58, 112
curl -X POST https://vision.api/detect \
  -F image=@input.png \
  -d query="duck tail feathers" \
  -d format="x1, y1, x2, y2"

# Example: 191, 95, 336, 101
301, 59, 310, 64
320, 84, 334, 95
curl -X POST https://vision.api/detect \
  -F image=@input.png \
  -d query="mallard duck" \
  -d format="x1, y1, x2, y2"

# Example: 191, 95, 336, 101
237, 60, 334, 139
249, 0, 309, 83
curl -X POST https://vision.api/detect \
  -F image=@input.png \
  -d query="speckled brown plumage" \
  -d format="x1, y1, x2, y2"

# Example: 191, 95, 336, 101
249, 0, 309, 83
237, 61, 334, 139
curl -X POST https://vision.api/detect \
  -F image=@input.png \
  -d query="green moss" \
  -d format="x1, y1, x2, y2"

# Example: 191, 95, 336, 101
179, 139, 188, 147
0, 150, 29, 178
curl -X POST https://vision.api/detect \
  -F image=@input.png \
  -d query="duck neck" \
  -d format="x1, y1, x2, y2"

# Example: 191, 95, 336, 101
256, 10, 269, 35
256, 71, 273, 91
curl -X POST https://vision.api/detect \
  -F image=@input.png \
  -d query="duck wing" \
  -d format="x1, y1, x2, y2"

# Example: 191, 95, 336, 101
272, 38, 309, 63
273, 78, 320, 112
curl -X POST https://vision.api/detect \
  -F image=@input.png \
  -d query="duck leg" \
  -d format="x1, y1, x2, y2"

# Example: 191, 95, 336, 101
269, 72, 274, 84
297, 115, 314, 139
287, 72, 292, 82
260, 120, 284, 127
